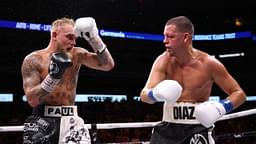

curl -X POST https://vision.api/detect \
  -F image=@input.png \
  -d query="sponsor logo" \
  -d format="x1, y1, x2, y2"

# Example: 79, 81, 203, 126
49, 62, 59, 75
24, 123, 39, 132
190, 134, 208, 144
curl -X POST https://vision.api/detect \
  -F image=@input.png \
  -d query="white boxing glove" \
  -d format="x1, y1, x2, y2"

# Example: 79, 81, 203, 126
74, 17, 106, 53
148, 80, 182, 103
74, 17, 99, 40
195, 99, 233, 128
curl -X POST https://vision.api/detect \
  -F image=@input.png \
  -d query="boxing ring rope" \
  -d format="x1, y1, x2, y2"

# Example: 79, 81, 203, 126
0, 108, 256, 132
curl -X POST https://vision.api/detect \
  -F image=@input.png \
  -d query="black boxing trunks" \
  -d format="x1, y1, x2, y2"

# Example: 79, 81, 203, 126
150, 102, 215, 144
23, 105, 91, 144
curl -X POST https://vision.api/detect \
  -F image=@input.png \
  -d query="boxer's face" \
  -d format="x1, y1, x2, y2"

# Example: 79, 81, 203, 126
163, 24, 187, 55
54, 24, 76, 52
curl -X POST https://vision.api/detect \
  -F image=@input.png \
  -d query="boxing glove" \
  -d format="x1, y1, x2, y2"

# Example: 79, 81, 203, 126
148, 80, 182, 103
41, 52, 72, 92
74, 17, 98, 40
74, 17, 106, 54
195, 99, 233, 128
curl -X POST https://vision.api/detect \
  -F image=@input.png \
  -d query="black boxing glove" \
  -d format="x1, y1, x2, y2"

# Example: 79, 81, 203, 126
41, 52, 72, 92
48, 52, 72, 79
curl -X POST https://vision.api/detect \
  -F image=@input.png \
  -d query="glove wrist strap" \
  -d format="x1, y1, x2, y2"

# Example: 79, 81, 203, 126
41, 75, 60, 93
148, 90, 157, 102
220, 99, 233, 113
87, 36, 106, 53
97, 45, 107, 54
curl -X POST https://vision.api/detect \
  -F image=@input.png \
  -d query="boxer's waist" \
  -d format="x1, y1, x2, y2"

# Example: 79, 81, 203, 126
162, 102, 201, 124
32, 105, 78, 117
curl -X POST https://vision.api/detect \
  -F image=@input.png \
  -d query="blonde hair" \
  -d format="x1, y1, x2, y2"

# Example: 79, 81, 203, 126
51, 17, 75, 33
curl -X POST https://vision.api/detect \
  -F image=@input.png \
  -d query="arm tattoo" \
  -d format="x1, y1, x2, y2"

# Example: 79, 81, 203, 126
38, 88, 49, 102
96, 47, 110, 66
22, 54, 49, 103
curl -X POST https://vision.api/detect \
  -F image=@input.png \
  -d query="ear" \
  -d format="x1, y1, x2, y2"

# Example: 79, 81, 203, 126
52, 31, 57, 39
183, 33, 190, 43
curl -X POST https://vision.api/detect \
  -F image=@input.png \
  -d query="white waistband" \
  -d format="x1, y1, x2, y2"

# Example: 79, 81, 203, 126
162, 102, 201, 124
44, 106, 78, 117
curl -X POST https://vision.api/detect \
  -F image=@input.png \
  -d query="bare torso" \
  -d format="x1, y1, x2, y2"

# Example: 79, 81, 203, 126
24, 48, 81, 106
164, 50, 214, 102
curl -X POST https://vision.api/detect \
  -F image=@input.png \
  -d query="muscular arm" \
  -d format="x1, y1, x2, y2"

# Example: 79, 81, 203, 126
140, 53, 168, 104
74, 17, 114, 70
86, 37, 115, 71
21, 54, 48, 107
209, 57, 246, 109
76, 46, 114, 71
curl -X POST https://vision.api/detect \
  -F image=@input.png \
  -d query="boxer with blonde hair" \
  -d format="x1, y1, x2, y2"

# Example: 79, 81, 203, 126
22, 17, 114, 144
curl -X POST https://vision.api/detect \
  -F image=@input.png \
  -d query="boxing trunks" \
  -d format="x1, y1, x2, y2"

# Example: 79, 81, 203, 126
23, 105, 91, 144
150, 102, 215, 144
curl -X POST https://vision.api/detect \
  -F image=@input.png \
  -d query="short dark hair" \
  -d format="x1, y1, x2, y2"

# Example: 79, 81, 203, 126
166, 16, 194, 35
